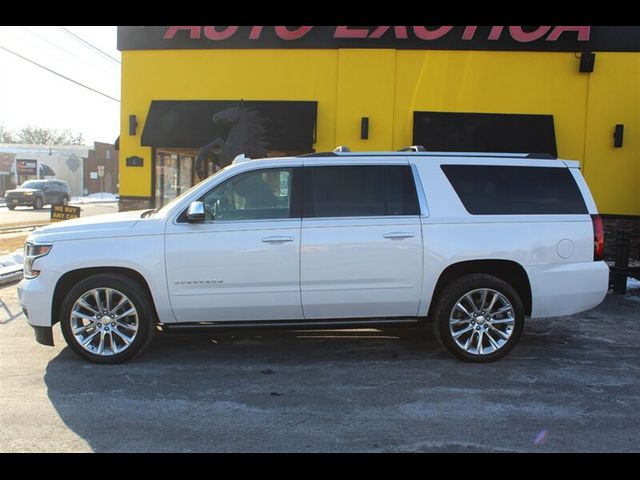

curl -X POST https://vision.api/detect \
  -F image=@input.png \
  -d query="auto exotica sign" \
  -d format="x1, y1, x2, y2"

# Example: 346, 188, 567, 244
118, 26, 640, 52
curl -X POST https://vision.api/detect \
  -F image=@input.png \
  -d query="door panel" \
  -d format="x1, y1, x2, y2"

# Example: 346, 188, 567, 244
164, 165, 303, 323
301, 217, 423, 318
165, 220, 302, 322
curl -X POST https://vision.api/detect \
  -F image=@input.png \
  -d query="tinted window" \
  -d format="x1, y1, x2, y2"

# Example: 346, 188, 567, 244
441, 165, 587, 215
199, 168, 294, 221
21, 181, 45, 190
305, 166, 419, 218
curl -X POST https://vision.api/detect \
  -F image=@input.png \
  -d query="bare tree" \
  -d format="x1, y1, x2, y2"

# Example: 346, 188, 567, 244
0, 122, 15, 143
15, 125, 85, 145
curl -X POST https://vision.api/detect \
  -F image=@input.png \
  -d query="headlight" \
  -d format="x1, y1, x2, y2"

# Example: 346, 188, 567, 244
24, 192, 33, 196
24, 242, 52, 279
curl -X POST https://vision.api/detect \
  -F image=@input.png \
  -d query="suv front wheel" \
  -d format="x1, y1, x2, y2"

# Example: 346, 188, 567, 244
433, 274, 524, 362
60, 273, 155, 364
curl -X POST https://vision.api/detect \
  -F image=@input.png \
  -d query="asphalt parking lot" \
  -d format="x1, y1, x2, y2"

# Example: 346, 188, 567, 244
1, 281, 639, 453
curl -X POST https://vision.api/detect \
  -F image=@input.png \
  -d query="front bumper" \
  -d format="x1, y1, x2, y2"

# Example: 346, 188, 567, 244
6, 197, 34, 206
17, 270, 62, 346
32, 326, 54, 346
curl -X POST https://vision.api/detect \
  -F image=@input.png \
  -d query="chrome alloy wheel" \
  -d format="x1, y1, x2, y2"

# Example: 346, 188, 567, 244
448, 288, 515, 356
70, 288, 139, 356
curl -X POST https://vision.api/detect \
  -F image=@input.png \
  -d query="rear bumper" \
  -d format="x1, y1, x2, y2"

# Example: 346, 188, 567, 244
526, 261, 609, 318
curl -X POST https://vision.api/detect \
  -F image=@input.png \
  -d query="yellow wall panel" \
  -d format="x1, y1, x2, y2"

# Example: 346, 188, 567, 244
120, 48, 639, 214
584, 53, 640, 215
120, 50, 339, 197
393, 50, 589, 161
335, 50, 396, 150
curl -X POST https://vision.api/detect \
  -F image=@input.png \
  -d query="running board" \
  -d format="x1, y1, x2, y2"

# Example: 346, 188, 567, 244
160, 317, 420, 333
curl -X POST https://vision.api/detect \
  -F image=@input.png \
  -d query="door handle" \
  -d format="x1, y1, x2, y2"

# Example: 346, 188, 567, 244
261, 236, 294, 243
383, 232, 415, 240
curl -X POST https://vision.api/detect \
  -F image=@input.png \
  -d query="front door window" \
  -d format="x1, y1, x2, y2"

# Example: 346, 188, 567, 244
200, 168, 292, 221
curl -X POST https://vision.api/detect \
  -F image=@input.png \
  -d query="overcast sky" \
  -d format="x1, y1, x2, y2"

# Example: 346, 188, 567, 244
0, 26, 120, 146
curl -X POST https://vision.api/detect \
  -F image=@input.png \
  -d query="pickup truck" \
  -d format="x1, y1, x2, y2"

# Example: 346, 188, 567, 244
18, 150, 609, 363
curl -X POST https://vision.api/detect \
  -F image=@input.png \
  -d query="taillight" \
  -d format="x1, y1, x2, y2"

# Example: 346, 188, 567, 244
591, 214, 604, 261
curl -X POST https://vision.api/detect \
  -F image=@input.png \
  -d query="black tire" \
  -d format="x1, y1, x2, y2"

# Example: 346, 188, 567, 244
33, 197, 43, 209
432, 274, 524, 363
60, 273, 156, 364
7, 204, 15, 210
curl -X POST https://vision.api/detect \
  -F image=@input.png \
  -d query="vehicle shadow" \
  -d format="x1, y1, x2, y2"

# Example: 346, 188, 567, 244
41, 297, 640, 452
43, 326, 460, 452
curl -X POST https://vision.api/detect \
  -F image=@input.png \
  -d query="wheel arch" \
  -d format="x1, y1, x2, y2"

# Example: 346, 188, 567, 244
52, 267, 159, 326
428, 259, 532, 318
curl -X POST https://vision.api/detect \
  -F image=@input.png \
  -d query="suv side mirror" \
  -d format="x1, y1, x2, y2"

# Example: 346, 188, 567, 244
186, 201, 205, 223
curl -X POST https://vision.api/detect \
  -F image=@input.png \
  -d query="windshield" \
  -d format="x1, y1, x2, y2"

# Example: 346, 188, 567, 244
20, 181, 45, 189
155, 166, 232, 216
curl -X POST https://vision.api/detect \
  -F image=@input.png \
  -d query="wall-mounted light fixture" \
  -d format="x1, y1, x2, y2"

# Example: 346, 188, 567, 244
579, 52, 595, 73
361, 117, 369, 140
614, 124, 624, 148
129, 115, 138, 136
126, 155, 144, 167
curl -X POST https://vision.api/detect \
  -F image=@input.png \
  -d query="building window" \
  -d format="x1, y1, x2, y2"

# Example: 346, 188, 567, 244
105, 150, 111, 160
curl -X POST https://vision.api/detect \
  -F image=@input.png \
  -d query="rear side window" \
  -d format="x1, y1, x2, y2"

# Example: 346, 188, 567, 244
441, 165, 587, 215
304, 165, 419, 218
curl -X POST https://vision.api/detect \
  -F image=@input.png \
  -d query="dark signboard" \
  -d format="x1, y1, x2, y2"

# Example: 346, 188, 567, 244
118, 26, 640, 52
17, 159, 37, 175
51, 205, 81, 223
413, 111, 557, 157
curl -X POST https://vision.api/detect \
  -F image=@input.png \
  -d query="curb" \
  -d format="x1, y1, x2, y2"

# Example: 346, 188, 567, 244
0, 269, 23, 286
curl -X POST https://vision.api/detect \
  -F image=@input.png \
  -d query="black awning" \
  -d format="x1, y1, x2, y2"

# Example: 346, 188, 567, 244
114, 136, 120, 151
39, 163, 56, 176
141, 100, 317, 152
413, 111, 557, 157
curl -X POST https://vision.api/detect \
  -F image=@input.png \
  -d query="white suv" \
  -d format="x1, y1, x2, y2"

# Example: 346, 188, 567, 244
18, 150, 609, 363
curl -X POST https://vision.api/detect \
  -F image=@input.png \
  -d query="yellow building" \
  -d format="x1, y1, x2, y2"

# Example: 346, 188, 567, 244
117, 26, 639, 229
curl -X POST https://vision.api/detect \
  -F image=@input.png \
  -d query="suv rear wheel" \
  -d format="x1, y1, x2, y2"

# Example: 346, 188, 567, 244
60, 273, 156, 364
433, 274, 524, 362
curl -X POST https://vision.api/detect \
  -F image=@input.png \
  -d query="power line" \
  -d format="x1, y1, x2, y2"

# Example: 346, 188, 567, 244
59, 27, 121, 65
20, 26, 119, 79
0, 44, 120, 103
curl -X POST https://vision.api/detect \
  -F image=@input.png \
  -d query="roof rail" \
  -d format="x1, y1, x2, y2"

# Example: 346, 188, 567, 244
526, 153, 557, 159
399, 145, 426, 152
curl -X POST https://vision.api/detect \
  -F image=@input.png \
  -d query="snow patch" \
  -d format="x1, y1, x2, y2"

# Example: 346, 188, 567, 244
628, 277, 640, 290
0, 249, 23, 268
70, 193, 119, 204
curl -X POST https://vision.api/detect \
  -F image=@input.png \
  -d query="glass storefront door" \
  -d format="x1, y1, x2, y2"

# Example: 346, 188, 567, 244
154, 150, 196, 208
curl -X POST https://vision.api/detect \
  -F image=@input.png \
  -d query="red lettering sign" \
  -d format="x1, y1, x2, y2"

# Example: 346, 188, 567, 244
161, 26, 593, 45
368, 26, 408, 39
275, 26, 313, 40
203, 26, 239, 41
334, 26, 369, 38
509, 26, 552, 42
